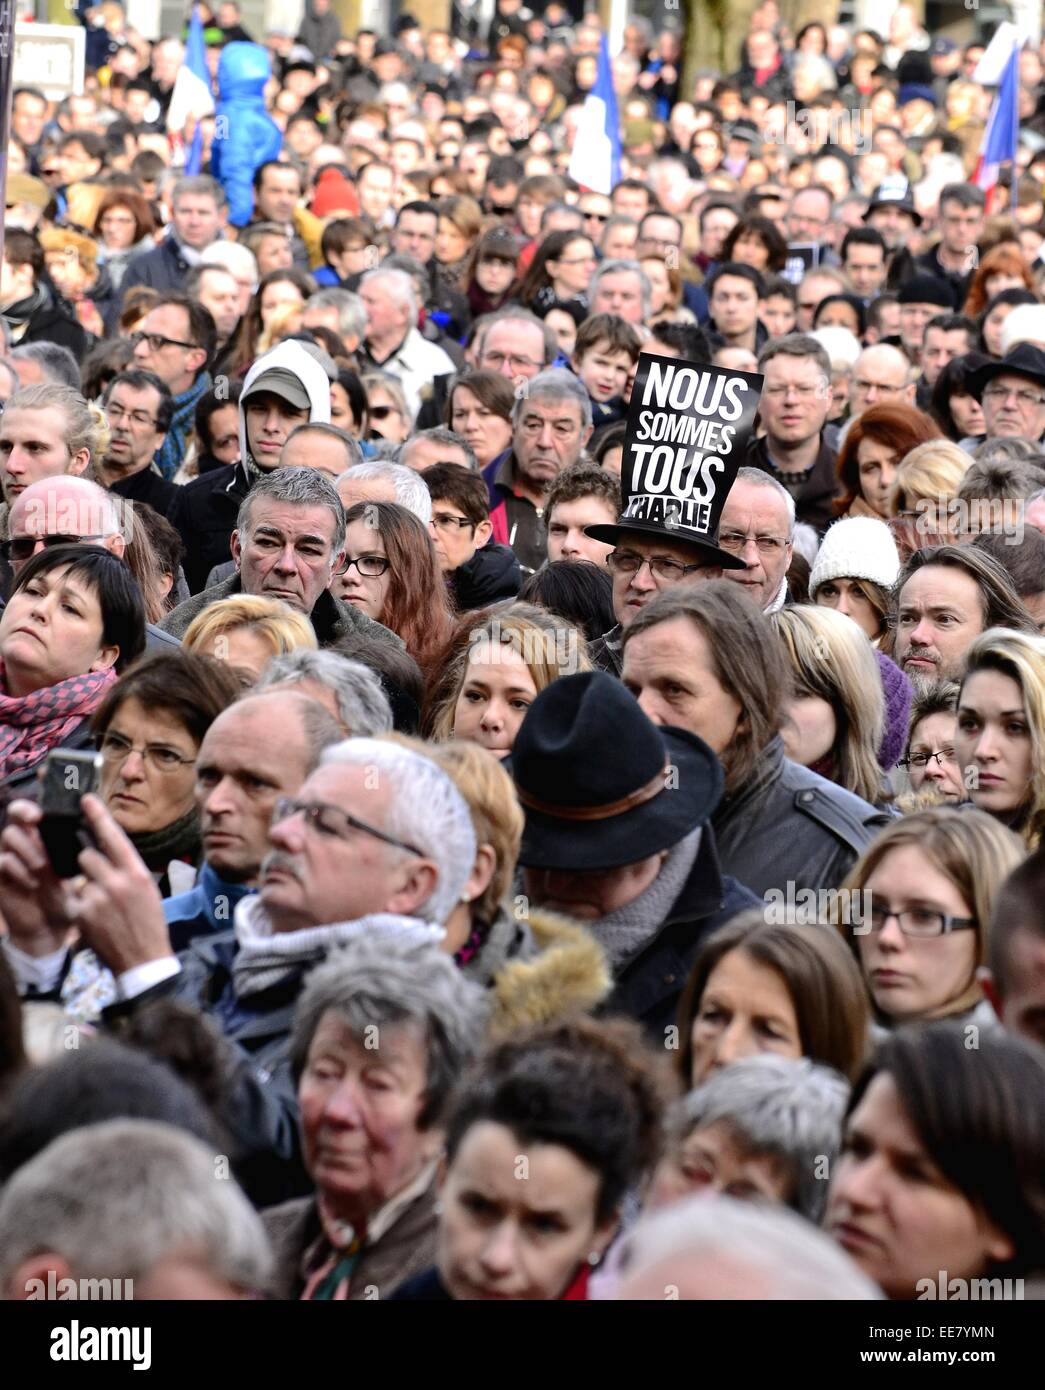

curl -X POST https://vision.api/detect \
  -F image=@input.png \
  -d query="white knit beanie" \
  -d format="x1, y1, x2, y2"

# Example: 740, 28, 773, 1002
809, 516, 901, 598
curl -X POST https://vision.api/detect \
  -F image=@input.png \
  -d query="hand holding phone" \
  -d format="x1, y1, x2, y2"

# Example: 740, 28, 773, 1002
38, 748, 104, 879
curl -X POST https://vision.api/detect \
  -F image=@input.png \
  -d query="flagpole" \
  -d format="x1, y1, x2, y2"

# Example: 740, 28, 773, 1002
0, 0, 16, 273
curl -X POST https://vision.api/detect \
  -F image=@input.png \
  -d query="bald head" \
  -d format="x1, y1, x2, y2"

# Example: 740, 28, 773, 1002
195, 690, 342, 883
8, 476, 124, 574
848, 343, 915, 418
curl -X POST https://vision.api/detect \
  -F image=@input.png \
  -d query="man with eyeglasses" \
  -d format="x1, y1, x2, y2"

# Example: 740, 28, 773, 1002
95, 370, 177, 514
747, 335, 838, 534
422, 462, 520, 610
717, 469, 795, 612
969, 345, 1045, 446
476, 309, 553, 384
579, 193, 613, 242
129, 292, 216, 481
0, 738, 474, 1157
786, 185, 834, 256
843, 345, 915, 441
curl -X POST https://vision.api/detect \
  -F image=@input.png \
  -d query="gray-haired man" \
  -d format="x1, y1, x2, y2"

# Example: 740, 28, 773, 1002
482, 367, 594, 573
717, 467, 796, 612
161, 467, 404, 651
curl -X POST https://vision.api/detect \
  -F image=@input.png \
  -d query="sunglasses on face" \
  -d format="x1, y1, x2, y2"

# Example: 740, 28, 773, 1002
4, 533, 107, 563
368, 405, 401, 419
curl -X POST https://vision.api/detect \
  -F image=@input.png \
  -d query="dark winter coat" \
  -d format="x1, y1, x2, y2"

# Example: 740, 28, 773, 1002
159, 571, 405, 653
120, 233, 198, 301
600, 826, 760, 1038
712, 736, 894, 900
449, 543, 521, 611
168, 459, 251, 593
481, 449, 548, 575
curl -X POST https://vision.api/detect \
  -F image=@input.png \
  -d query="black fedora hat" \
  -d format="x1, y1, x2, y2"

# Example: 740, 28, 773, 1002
968, 344, 1045, 401
513, 671, 724, 872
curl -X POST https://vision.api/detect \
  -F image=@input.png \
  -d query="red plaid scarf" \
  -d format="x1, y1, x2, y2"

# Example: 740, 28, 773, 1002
0, 662, 116, 778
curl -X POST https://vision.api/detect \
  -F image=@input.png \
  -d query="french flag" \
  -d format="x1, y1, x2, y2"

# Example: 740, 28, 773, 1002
973, 40, 1021, 213
166, 6, 214, 174
567, 37, 621, 196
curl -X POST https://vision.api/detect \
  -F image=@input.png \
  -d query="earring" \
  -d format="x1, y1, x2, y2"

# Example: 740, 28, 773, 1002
434, 1201, 443, 1216
587, 1251, 601, 1267
460, 893, 471, 903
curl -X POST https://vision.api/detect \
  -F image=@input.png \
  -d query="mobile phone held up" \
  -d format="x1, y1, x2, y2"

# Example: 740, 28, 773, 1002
38, 748, 103, 879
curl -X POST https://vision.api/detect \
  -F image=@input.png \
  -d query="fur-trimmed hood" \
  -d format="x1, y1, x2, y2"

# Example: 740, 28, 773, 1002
488, 906, 612, 1037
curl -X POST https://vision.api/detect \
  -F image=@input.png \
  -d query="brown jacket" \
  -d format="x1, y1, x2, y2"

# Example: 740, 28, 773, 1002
262, 1176, 438, 1302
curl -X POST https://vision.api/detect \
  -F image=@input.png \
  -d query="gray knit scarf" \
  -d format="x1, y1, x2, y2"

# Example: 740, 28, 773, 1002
593, 828, 702, 973
231, 896, 445, 999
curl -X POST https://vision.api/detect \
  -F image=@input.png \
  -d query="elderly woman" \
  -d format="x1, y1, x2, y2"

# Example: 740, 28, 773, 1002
647, 1055, 849, 1224
183, 594, 318, 686
92, 649, 241, 893
0, 546, 145, 801
263, 934, 487, 1300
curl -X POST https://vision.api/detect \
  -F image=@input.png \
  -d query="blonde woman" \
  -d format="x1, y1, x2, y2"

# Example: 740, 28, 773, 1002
955, 628, 1045, 848
361, 372, 412, 444
835, 807, 1025, 1030
771, 605, 888, 805
887, 440, 972, 561
428, 605, 591, 760
182, 594, 318, 685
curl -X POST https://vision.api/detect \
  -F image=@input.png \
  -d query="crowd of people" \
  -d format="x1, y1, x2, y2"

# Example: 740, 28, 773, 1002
0, 0, 1044, 1306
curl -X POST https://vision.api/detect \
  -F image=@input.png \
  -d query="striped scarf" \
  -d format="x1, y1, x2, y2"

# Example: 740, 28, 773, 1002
0, 663, 116, 778
154, 371, 211, 482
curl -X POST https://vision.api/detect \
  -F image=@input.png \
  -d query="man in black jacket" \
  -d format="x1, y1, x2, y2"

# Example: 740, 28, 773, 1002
0, 230, 86, 358
95, 369, 179, 518
162, 465, 404, 654
621, 581, 891, 900
514, 670, 760, 1038
422, 462, 521, 611
119, 174, 227, 302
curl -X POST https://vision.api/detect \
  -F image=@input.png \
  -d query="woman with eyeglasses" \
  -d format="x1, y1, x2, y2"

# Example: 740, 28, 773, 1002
515, 230, 599, 316
91, 649, 241, 896
360, 373, 411, 445
334, 502, 453, 679
901, 680, 964, 804
836, 808, 1025, 1032
0, 546, 145, 803
955, 629, 1045, 848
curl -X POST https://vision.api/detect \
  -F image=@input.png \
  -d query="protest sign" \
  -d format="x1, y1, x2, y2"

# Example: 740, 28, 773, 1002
588, 351, 763, 568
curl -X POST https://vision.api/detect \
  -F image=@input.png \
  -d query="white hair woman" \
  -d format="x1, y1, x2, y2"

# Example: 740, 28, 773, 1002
263, 934, 488, 1300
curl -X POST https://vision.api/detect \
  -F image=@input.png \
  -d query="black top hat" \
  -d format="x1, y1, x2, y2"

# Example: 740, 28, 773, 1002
968, 344, 1045, 401
513, 671, 725, 871
584, 351, 753, 569
863, 177, 922, 226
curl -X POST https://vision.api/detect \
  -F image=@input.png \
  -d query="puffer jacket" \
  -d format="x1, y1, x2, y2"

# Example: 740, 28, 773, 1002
210, 43, 284, 228
713, 736, 895, 900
